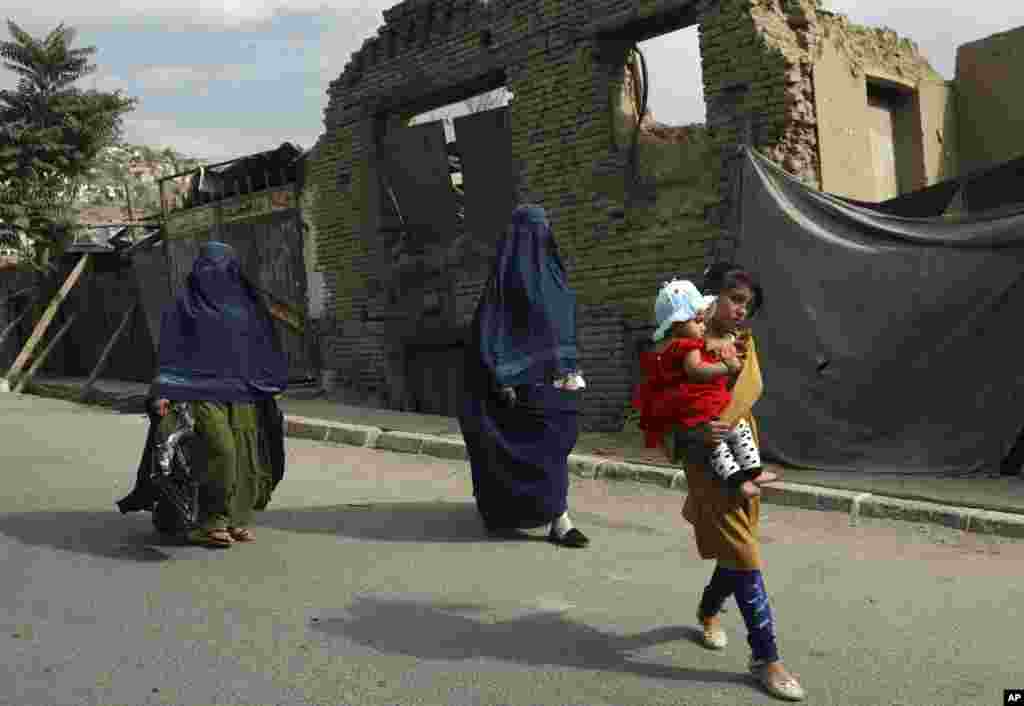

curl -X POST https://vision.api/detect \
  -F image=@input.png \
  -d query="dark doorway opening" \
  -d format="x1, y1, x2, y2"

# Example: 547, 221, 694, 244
405, 343, 465, 417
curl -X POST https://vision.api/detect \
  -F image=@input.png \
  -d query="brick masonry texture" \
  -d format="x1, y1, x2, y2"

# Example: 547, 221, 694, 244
303, 0, 939, 430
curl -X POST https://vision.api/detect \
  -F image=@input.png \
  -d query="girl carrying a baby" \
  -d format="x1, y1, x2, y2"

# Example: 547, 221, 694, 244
632, 278, 776, 497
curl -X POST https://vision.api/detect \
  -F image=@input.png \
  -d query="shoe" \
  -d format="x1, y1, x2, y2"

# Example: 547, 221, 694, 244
186, 528, 233, 548
750, 659, 806, 701
696, 608, 728, 649
227, 527, 255, 542
548, 527, 590, 548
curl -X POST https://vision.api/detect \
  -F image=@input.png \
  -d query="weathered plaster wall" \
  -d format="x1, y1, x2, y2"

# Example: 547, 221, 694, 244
813, 36, 871, 199
307, 0, 949, 429
913, 79, 958, 186
955, 25, 1024, 175
812, 13, 944, 200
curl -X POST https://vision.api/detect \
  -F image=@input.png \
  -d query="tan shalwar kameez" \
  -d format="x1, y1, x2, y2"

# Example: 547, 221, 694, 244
667, 331, 765, 570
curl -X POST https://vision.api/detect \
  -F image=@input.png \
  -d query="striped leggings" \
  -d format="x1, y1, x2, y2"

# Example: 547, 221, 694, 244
699, 565, 779, 663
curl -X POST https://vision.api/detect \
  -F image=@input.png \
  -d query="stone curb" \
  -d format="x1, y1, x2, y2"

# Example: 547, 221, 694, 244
282, 415, 1024, 542
285, 416, 382, 448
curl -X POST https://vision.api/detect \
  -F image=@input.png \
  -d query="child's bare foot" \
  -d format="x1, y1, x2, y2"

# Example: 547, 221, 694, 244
753, 470, 779, 485
740, 480, 761, 498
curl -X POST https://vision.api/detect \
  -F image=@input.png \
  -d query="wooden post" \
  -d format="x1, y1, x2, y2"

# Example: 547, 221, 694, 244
13, 312, 80, 393
80, 300, 139, 402
124, 180, 135, 222
5, 253, 90, 385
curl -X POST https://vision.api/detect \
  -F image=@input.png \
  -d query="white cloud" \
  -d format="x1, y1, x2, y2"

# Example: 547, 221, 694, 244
3, 1, 358, 29
84, 72, 131, 93
123, 115, 317, 161
131, 64, 253, 94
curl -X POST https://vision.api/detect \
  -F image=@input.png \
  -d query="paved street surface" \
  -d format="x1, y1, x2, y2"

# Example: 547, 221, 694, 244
2, 394, 1022, 706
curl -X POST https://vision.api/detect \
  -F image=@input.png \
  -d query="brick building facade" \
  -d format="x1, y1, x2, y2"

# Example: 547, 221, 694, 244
302, 0, 941, 430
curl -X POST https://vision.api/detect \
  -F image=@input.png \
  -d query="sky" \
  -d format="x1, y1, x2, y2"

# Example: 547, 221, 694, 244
1, 1, 1020, 162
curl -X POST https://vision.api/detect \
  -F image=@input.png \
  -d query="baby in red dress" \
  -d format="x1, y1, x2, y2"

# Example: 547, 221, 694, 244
633, 279, 770, 498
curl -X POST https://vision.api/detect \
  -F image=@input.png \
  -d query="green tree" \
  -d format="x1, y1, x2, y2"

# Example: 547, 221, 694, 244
0, 20, 136, 269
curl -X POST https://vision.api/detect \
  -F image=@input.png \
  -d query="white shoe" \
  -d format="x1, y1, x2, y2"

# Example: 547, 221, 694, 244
696, 608, 728, 650
750, 659, 806, 701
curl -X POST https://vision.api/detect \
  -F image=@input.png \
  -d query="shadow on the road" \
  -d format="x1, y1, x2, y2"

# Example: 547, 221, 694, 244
0, 511, 174, 561
259, 501, 667, 543
311, 594, 750, 686
259, 501, 545, 544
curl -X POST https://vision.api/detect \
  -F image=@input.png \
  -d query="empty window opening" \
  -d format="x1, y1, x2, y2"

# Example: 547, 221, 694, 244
620, 26, 714, 196
407, 86, 513, 193
380, 86, 513, 259
636, 26, 704, 129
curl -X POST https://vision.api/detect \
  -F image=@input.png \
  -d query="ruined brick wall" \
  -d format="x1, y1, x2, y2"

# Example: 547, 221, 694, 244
307, 0, 943, 429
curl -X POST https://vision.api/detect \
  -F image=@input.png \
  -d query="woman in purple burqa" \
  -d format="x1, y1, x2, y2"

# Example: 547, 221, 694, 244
458, 205, 589, 548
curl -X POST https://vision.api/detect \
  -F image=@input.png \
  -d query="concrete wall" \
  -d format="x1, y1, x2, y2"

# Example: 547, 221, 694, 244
955, 25, 1024, 175
306, 0, 945, 430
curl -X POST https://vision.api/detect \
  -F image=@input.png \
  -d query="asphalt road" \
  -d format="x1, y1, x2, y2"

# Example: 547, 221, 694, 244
2, 393, 1022, 706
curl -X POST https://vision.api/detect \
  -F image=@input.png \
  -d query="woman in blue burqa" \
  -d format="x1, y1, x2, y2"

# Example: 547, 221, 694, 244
459, 205, 590, 548
117, 241, 287, 548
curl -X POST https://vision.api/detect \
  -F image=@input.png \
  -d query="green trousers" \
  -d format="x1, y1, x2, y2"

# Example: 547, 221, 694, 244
159, 401, 273, 530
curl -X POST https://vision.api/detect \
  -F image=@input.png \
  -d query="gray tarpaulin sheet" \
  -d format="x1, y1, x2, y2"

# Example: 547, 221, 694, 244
735, 148, 1024, 474
840, 177, 962, 218
962, 154, 1024, 214
454, 107, 517, 245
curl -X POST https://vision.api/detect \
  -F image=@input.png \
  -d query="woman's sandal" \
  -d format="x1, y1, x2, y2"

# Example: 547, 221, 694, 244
750, 659, 806, 701
696, 608, 728, 650
228, 527, 255, 542
187, 528, 234, 548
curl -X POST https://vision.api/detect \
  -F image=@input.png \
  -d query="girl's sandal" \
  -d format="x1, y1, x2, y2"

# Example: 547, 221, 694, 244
187, 528, 234, 548
228, 527, 255, 542
750, 659, 806, 701
696, 608, 728, 650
